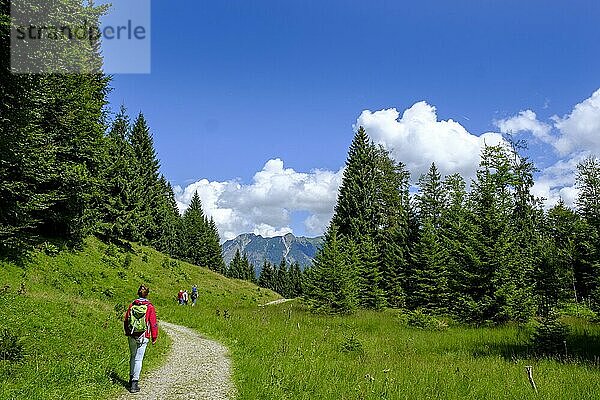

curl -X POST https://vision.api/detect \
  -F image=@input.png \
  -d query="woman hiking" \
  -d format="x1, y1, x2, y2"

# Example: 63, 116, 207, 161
123, 284, 158, 393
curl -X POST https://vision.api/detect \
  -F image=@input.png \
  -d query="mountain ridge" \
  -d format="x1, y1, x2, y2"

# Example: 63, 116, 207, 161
221, 233, 323, 272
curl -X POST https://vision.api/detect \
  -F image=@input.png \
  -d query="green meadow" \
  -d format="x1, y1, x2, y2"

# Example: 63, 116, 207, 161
2, 238, 600, 399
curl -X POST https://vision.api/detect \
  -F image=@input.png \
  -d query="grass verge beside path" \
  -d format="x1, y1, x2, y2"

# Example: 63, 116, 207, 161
3, 237, 600, 400
0, 237, 276, 399
164, 300, 600, 400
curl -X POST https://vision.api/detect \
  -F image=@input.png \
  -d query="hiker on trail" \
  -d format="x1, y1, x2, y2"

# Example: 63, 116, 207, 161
182, 289, 189, 306
177, 289, 183, 305
123, 284, 158, 393
191, 285, 198, 307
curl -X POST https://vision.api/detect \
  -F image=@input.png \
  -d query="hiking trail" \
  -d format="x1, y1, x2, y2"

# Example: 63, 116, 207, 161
117, 321, 234, 400
258, 298, 294, 307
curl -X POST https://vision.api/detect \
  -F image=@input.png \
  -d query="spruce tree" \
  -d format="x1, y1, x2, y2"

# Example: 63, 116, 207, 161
182, 191, 208, 266
227, 249, 244, 279
574, 157, 600, 310
357, 238, 386, 309
410, 220, 449, 313
129, 113, 161, 243
330, 127, 379, 240
258, 261, 275, 290
288, 262, 303, 297
304, 227, 358, 313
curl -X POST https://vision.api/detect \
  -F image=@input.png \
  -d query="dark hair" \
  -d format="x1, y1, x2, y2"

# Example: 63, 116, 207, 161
138, 284, 149, 298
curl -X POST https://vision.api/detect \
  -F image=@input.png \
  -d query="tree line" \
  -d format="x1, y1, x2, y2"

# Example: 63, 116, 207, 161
225, 249, 304, 299
0, 1, 224, 272
305, 127, 600, 324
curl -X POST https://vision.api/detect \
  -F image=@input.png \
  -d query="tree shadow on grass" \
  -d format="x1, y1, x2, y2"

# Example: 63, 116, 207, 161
471, 331, 600, 365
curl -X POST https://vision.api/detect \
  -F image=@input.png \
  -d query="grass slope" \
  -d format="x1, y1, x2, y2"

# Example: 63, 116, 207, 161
2, 238, 600, 399
0, 237, 277, 399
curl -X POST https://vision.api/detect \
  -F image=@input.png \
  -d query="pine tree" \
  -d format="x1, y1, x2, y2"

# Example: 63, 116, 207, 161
375, 148, 410, 308
182, 191, 208, 266
357, 238, 386, 309
409, 163, 449, 313
227, 249, 244, 279
304, 228, 358, 313
97, 106, 135, 242
410, 220, 449, 313
330, 127, 379, 240
288, 262, 303, 297
274, 259, 290, 297
415, 163, 446, 227
574, 157, 600, 310
258, 261, 275, 290
129, 113, 161, 243
204, 218, 226, 274
0, 0, 110, 252
440, 174, 483, 321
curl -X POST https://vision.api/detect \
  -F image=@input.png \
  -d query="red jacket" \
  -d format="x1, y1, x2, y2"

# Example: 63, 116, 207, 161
123, 298, 158, 341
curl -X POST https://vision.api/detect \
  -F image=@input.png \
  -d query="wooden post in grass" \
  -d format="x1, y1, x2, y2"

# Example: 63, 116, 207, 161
525, 366, 538, 394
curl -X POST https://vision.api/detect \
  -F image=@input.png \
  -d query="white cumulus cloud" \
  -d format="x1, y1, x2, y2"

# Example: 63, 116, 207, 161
175, 159, 344, 241
355, 101, 504, 182
495, 110, 553, 144
553, 88, 600, 156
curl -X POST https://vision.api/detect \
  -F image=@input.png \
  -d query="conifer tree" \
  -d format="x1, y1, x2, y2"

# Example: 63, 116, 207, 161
97, 106, 135, 242
227, 249, 244, 280
0, 0, 110, 252
330, 127, 378, 240
182, 191, 208, 266
129, 113, 161, 243
574, 157, 600, 310
375, 148, 410, 308
304, 228, 358, 313
288, 262, 303, 297
258, 261, 275, 290
410, 220, 449, 313
357, 238, 386, 309
204, 218, 226, 274
274, 259, 290, 296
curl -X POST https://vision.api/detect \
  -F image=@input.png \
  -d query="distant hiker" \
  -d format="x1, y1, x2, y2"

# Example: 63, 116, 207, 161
177, 289, 183, 305
123, 284, 158, 393
191, 285, 198, 307
182, 289, 189, 306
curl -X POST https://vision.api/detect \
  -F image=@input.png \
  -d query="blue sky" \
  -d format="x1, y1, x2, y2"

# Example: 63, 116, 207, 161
105, 1, 600, 239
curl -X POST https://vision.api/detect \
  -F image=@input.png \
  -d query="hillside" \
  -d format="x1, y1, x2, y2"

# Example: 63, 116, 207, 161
2, 238, 600, 399
0, 237, 278, 399
222, 233, 323, 271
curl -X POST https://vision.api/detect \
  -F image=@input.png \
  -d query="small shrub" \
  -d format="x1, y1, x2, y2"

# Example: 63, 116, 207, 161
406, 309, 448, 331
122, 253, 133, 269
0, 329, 24, 362
41, 242, 60, 256
104, 243, 119, 258
340, 334, 364, 354
531, 311, 569, 357
0, 285, 10, 296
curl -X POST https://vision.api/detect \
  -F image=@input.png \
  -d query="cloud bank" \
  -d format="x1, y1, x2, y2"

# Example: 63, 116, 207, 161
176, 88, 600, 239
174, 159, 344, 241
355, 102, 504, 181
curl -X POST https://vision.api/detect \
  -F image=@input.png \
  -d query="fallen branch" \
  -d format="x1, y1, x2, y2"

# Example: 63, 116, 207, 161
525, 366, 538, 394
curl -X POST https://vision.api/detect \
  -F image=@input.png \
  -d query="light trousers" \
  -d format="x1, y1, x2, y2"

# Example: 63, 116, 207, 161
128, 335, 149, 381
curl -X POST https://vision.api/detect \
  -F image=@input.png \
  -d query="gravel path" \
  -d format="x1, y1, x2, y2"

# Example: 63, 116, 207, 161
258, 298, 294, 307
118, 321, 235, 400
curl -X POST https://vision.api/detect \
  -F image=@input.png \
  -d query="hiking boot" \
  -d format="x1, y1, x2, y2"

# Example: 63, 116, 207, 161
129, 380, 140, 393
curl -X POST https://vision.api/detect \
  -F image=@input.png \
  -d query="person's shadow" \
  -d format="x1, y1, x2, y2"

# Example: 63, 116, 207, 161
107, 369, 129, 390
